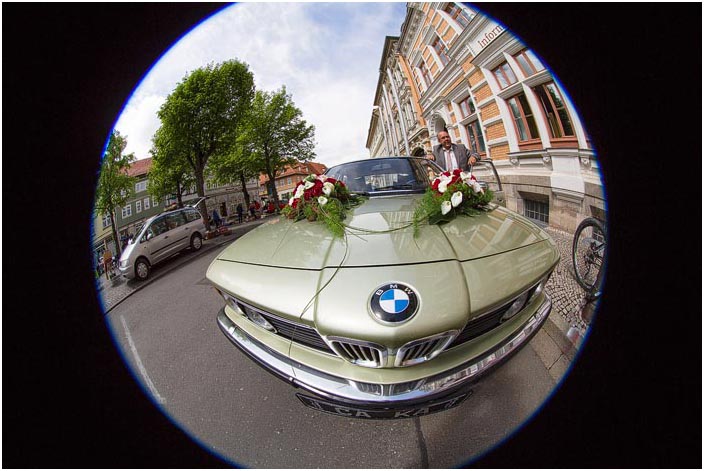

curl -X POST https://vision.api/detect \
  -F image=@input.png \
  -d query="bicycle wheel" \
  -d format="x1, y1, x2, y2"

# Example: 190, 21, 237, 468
572, 217, 607, 295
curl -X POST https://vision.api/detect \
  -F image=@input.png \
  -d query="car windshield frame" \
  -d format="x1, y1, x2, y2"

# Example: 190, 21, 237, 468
324, 157, 444, 196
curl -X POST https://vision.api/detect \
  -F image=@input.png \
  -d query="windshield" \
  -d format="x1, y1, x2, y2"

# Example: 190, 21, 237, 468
325, 157, 443, 195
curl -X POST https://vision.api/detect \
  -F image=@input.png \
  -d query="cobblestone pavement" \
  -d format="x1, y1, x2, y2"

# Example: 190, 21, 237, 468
95, 218, 596, 349
542, 226, 596, 338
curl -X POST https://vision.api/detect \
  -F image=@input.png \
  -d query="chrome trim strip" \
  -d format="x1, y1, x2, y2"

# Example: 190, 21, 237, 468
217, 295, 552, 404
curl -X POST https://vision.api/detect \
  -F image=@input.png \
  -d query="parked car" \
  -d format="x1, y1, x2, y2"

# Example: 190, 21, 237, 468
119, 201, 207, 281
206, 157, 559, 419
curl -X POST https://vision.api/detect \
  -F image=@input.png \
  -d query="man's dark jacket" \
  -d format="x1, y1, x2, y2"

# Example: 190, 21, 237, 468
432, 143, 478, 171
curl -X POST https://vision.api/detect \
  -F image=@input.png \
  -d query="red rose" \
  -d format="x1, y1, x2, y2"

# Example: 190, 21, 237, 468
326, 177, 337, 184
432, 178, 440, 191
452, 168, 461, 177
292, 198, 299, 209
336, 181, 346, 188
303, 190, 312, 200
312, 179, 323, 196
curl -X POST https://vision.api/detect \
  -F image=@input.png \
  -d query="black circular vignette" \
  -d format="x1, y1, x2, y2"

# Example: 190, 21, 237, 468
3, 3, 700, 468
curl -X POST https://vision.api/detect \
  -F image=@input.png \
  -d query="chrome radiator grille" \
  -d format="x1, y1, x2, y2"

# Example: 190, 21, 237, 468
395, 333, 457, 366
328, 338, 386, 368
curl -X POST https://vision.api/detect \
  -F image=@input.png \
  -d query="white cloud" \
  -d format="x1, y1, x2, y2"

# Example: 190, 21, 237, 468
114, 2, 406, 168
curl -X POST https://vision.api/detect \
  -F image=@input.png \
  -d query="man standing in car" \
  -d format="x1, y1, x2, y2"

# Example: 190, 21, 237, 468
430, 130, 480, 171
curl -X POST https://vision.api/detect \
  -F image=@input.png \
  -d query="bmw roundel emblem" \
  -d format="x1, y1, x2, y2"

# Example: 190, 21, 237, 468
370, 283, 419, 323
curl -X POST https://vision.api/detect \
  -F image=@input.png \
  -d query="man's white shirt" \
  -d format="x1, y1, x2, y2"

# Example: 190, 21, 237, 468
444, 148, 459, 171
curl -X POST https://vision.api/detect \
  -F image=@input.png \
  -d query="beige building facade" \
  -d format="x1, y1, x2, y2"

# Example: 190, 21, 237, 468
367, 2, 605, 233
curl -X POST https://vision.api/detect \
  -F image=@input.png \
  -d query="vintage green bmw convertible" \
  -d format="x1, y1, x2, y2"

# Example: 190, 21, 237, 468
206, 156, 559, 419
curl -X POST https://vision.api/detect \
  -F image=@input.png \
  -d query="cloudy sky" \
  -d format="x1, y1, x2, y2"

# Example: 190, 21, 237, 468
113, 2, 407, 169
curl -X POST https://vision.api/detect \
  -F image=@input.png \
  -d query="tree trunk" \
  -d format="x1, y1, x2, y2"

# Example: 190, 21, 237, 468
176, 181, 184, 208
110, 207, 121, 259
195, 169, 210, 230
239, 171, 250, 208
267, 175, 279, 208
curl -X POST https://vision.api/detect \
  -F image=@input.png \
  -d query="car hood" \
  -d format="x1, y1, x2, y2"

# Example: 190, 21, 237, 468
214, 196, 551, 269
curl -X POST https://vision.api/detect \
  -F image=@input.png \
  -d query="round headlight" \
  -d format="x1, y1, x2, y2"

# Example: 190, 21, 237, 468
500, 291, 529, 323
243, 308, 276, 332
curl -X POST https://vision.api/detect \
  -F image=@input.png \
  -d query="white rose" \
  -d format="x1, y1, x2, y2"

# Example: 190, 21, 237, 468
472, 181, 483, 193
304, 180, 315, 190
438, 180, 449, 194
451, 191, 463, 207
317, 175, 328, 182
318, 196, 328, 206
441, 200, 452, 215
294, 185, 304, 198
460, 171, 472, 182
322, 181, 334, 196
288, 197, 295, 206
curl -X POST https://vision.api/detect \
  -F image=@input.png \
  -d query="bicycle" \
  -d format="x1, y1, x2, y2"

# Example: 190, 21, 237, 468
572, 217, 607, 299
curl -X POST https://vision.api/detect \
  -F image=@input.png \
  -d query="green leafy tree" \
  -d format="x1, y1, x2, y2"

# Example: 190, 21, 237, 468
95, 130, 136, 258
208, 140, 259, 210
242, 86, 316, 208
148, 127, 196, 209
156, 60, 255, 228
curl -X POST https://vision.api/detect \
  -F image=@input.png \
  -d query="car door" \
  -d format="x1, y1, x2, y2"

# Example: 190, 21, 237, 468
159, 211, 189, 257
144, 216, 171, 264
184, 207, 205, 234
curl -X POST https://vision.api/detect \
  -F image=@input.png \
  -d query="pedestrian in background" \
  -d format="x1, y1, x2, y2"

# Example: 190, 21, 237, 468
212, 209, 222, 228
236, 203, 243, 224
103, 248, 113, 280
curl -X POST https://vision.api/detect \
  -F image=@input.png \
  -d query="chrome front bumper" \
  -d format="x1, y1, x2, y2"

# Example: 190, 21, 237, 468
216, 295, 552, 407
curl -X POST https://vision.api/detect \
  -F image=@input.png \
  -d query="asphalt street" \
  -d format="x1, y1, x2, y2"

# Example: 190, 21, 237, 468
106, 247, 560, 468
96, 215, 596, 467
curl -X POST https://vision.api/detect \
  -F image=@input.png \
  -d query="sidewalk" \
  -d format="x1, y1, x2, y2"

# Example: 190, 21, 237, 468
530, 226, 596, 382
96, 217, 595, 381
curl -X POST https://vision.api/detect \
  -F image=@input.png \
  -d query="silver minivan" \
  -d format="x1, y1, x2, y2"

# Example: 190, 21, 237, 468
118, 205, 207, 281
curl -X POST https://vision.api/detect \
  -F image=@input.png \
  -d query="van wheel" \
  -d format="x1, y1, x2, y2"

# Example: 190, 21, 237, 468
135, 257, 150, 281
191, 233, 203, 251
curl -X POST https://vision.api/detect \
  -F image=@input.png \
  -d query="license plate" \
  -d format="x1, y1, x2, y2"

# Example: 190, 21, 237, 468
296, 390, 471, 419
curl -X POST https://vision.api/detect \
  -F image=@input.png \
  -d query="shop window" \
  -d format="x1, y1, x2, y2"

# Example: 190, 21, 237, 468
492, 62, 518, 89
533, 82, 575, 138
507, 93, 540, 142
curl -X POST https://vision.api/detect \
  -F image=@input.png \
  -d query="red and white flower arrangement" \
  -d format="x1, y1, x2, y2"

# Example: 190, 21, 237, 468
413, 168, 494, 230
281, 174, 363, 237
